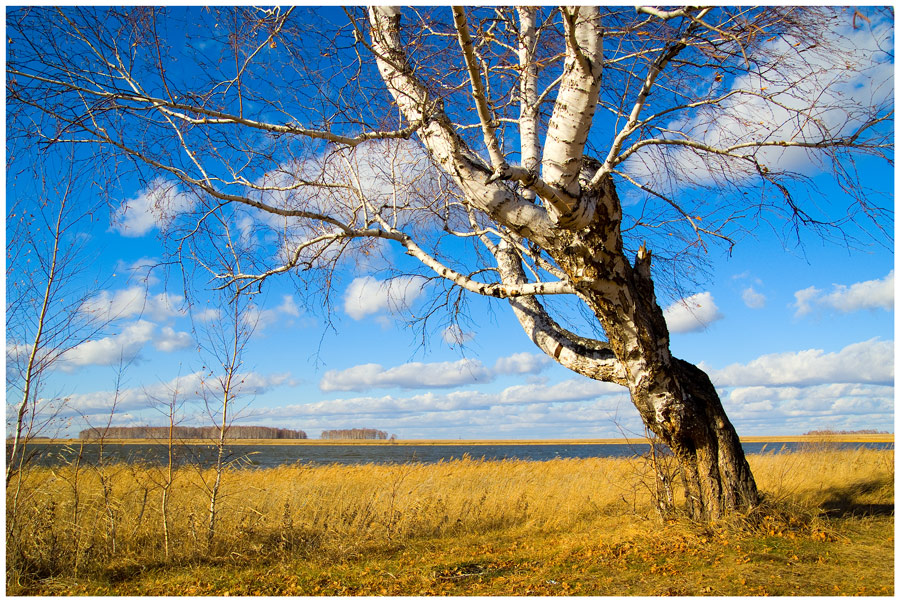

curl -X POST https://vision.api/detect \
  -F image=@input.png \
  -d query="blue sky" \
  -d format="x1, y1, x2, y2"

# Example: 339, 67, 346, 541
19, 192, 893, 440
6, 7, 894, 440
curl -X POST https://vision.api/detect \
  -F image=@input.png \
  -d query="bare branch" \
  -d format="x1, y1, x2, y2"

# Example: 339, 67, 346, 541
494, 241, 627, 385
452, 6, 508, 176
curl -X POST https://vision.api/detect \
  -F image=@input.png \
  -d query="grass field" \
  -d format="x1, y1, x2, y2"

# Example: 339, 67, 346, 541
6, 445, 893, 595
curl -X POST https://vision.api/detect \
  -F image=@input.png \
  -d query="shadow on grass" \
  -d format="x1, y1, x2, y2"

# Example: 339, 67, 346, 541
818, 478, 894, 518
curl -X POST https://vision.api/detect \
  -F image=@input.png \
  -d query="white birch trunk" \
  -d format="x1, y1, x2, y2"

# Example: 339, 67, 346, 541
369, 6, 758, 520
368, 7, 555, 245
540, 6, 603, 227
517, 7, 540, 204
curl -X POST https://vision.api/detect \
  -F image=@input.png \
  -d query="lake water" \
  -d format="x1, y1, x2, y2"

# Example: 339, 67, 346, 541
16, 440, 893, 469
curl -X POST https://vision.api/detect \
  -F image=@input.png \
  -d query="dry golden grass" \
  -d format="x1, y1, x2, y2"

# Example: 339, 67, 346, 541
749, 442, 894, 508
6, 446, 894, 595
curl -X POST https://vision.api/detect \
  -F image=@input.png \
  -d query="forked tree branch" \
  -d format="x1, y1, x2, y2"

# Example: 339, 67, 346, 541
494, 241, 627, 385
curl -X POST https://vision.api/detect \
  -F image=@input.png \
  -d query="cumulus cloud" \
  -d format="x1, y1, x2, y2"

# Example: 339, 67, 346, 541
246, 295, 304, 331
62, 370, 295, 418
702, 338, 893, 387
194, 307, 222, 322
256, 390, 640, 440
235, 371, 298, 395
58, 320, 192, 370
793, 270, 893, 316
280, 375, 628, 421
239, 139, 442, 272
154, 326, 193, 353
493, 352, 551, 375
498, 379, 625, 405
442, 325, 475, 346
663, 292, 723, 333
625, 17, 892, 188
112, 178, 195, 237
190, 295, 306, 331
59, 320, 154, 369
723, 382, 894, 434
741, 287, 766, 309
320, 358, 492, 392
254, 139, 439, 227
81, 286, 185, 322
343, 275, 428, 320
114, 257, 161, 286
320, 351, 557, 393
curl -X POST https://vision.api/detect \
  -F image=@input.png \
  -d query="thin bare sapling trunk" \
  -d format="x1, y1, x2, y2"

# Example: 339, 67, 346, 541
203, 291, 254, 551
7, 158, 108, 540
147, 370, 187, 560
80, 357, 131, 557
162, 388, 178, 559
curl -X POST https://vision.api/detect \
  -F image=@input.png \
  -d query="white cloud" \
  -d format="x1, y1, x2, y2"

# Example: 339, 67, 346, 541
62, 370, 295, 418
154, 326, 193, 352
792, 286, 820, 317
112, 178, 195, 237
320, 351, 557, 393
114, 257, 161, 286
663, 292, 723, 333
277, 375, 628, 421
343, 275, 428, 320
320, 358, 492, 392
194, 307, 222, 322
246, 295, 304, 331
258, 139, 438, 227
234, 371, 298, 396
625, 17, 893, 188
82, 286, 185, 322
58, 320, 193, 370
493, 352, 551, 375
235, 373, 641, 439
793, 270, 893, 316
275, 295, 301, 317
498, 378, 625, 405
741, 287, 766, 309
243, 139, 442, 272
442, 325, 475, 346
723, 383, 894, 433
702, 338, 893, 387
60, 320, 156, 369
6, 341, 26, 366
256, 393, 641, 439
191, 295, 305, 332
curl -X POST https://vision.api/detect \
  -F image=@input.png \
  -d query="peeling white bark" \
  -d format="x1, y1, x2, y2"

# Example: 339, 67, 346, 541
383, 222, 575, 299
541, 6, 603, 227
368, 7, 555, 245
495, 241, 627, 385
368, 6, 758, 519
517, 7, 540, 204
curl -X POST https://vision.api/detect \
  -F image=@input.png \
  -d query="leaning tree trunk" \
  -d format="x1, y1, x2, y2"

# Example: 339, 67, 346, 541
543, 177, 759, 521
367, 5, 758, 521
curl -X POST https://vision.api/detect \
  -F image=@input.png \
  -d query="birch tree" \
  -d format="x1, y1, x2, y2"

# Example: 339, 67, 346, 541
6, 147, 108, 485
7, 6, 892, 520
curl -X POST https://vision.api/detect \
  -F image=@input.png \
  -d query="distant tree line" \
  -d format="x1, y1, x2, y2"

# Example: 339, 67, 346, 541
804, 429, 889, 435
320, 428, 393, 440
79, 426, 307, 440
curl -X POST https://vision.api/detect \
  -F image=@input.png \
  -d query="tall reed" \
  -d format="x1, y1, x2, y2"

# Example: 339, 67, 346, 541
6, 447, 893, 587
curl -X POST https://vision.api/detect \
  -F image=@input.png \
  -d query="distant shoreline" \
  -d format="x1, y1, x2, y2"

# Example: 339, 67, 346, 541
15, 434, 894, 446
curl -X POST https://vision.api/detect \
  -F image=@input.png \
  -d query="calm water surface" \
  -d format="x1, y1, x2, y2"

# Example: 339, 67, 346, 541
17, 441, 893, 469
